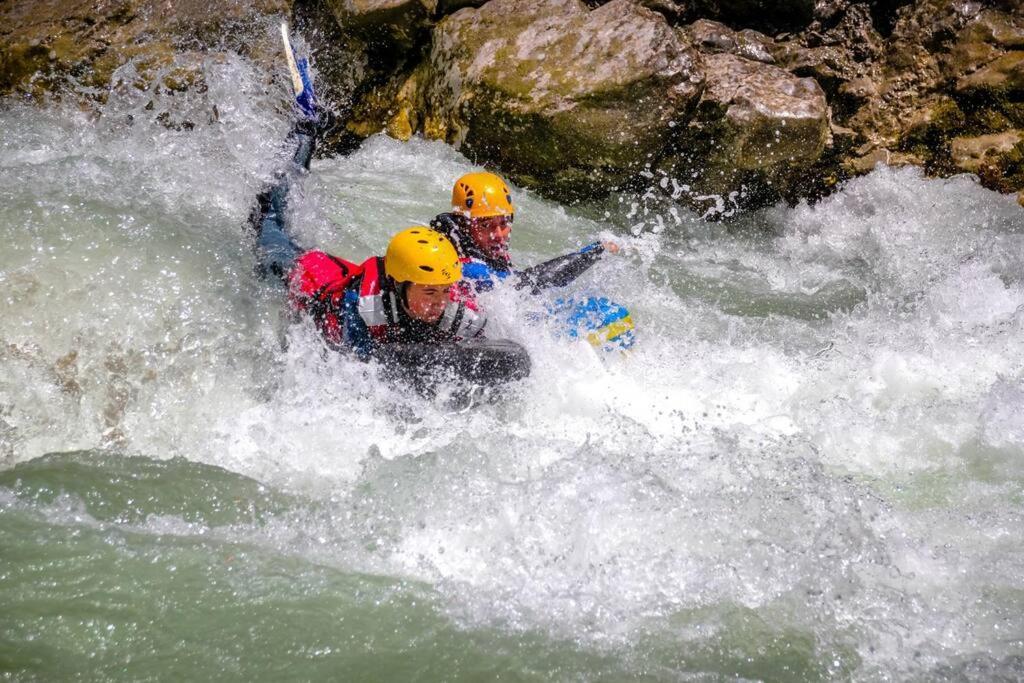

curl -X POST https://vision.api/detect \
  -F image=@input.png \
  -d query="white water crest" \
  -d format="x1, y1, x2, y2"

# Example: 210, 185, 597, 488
1, 63, 1023, 680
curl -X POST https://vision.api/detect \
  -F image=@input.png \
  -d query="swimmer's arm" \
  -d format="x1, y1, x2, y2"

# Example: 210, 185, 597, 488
513, 242, 607, 294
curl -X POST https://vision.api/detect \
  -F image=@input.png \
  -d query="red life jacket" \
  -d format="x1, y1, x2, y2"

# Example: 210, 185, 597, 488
287, 250, 362, 345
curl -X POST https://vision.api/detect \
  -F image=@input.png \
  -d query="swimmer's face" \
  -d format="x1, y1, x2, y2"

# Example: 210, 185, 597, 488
468, 215, 512, 260
403, 283, 450, 323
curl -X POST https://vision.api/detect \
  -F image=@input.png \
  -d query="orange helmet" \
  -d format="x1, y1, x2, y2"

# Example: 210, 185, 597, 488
451, 172, 514, 221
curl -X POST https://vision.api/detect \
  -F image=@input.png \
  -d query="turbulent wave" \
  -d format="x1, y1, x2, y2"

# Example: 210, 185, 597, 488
1, 62, 1023, 680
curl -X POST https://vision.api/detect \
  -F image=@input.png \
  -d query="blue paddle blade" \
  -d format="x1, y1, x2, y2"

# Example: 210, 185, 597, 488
294, 56, 317, 120
550, 296, 636, 351
281, 23, 317, 121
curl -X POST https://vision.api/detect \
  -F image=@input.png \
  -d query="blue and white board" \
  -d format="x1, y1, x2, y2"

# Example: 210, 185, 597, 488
548, 296, 635, 351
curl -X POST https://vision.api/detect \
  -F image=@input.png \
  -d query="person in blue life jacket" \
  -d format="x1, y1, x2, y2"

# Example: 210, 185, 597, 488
429, 171, 621, 295
429, 172, 635, 349
248, 122, 529, 387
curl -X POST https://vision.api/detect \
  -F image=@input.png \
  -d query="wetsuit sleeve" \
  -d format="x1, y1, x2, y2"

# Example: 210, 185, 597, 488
342, 289, 374, 360
248, 121, 318, 282
513, 242, 605, 294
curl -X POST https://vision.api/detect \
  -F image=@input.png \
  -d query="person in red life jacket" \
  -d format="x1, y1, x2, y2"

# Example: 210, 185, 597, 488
248, 126, 529, 385
429, 171, 621, 297
286, 227, 486, 360
247, 90, 487, 360
248, 33, 529, 385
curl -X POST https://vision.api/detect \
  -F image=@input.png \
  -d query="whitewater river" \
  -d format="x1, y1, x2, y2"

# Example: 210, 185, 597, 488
2, 58, 1023, 680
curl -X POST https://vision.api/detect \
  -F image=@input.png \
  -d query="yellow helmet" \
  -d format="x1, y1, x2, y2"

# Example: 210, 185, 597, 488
451, 172, 514, 220
384, 227, 462, 286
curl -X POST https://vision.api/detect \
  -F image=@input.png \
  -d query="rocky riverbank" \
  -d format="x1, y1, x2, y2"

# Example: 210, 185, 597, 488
3, 0, 1023, 212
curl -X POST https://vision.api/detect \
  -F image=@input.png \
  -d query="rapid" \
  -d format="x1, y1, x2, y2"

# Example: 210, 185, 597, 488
1, 57, 1023, 681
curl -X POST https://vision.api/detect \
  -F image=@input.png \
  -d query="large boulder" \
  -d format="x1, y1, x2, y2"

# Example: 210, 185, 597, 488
0, 0, 291, 99
660, 52, 831, 208
418, 0, 704, 198
698, 53, 830, 169
323, 0, 435, 50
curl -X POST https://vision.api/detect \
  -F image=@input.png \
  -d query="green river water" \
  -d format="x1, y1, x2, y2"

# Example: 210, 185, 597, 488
1, 55, 1023, 681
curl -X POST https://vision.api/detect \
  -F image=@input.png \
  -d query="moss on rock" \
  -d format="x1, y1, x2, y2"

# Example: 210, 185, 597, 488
0, 0, 291, 101
418, 0, 704, 198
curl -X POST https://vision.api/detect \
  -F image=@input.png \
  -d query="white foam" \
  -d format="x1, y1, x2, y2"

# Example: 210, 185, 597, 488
2, 80, 1024, 675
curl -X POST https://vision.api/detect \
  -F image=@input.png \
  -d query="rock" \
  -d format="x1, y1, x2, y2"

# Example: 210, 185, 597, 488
950, 131, 1024, 194
769, 2, 884, 121
956, 51, 1024, 94
837, 76, 879, 105
663, 52, 830, 204
435, 0, 489, 15
629, 0, 688, 23
683, 19, 775, 64
945, 39, 1002, 82
701, 53, 829, 168
963, 9, 1024, 50
896, 95, 964, 170
951, 130, 1023, 171
345, 62, 429, 140
822, 0, 1007, 187
773, 41, 867, 113
421, 0, 704, 198
323, 0, 435, 49
0, 0, 291, 99
903, 95, 964, 134
844, 146, 892, 174
944, 11, 1024, 84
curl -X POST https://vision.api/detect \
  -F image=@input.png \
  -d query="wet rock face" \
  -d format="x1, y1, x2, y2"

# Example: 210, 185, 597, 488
880, 5, 1024, 190
755, 0, 1024, 199
662, 52, 830, 207
421, 0, 704, 197
951, 130, 1024, 193
0, 0, 291, 99
5, 0, 1024, 212
323, 0, 435, 50
957, 51, 1024, 94
696, 53, 829, 171
683, 19, 776, 64
366, 0, 1024, 205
